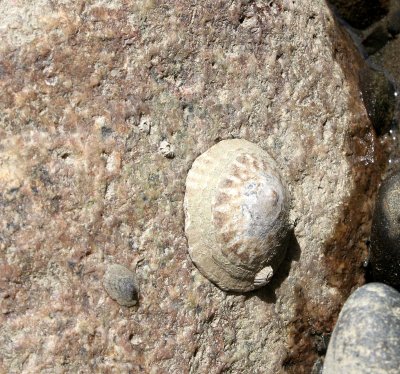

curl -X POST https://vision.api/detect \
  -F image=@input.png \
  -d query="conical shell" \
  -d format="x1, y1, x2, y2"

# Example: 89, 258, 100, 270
184, 139, 291, 292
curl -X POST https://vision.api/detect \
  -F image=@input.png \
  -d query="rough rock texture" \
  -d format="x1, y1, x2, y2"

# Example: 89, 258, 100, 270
0, 1, 385, 373
323, 283, 400, 374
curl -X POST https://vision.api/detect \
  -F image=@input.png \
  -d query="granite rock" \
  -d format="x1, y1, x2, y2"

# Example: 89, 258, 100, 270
323, 283, 400, 374
0, 1, 385, 373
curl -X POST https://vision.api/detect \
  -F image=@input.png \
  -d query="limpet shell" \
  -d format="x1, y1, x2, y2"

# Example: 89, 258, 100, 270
184, 139, 291, 292
103, 264, 139, 306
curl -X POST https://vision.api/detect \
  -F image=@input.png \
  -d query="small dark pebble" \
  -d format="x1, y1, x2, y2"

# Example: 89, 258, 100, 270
323, 283, 400, 373
370, 171, 400, 290
103, 264, 139, 307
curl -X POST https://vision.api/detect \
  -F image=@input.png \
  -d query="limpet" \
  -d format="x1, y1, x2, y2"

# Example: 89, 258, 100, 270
184, 139, 291, 292
103, 264, 139, 306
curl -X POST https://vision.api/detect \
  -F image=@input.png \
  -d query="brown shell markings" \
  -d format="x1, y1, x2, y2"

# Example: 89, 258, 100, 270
184, 139, 291, 292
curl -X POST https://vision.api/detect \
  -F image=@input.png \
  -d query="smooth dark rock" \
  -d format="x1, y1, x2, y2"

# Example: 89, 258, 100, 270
328, 0, 390, 29
370, 172, 400, 289
362, 24, 391, 55
323, 283, 400, 374
359, 65, 396, 135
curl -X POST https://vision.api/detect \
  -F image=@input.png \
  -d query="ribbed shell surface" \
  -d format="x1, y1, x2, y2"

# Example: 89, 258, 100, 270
184, 139, 290, 292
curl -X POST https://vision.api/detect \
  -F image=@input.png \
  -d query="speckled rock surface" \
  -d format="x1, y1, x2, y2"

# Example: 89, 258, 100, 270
0, 1, 385, 373
323, 283, 400, 374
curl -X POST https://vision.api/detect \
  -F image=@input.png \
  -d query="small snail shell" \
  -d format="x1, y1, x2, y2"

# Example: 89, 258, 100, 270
103, 264, 139, 306
184, 139, 291, 292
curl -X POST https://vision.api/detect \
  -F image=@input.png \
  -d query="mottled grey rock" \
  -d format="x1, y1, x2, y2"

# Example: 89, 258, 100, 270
370, 172, 400, 290
323, 283, 400, 374
103, 264, 138, 306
